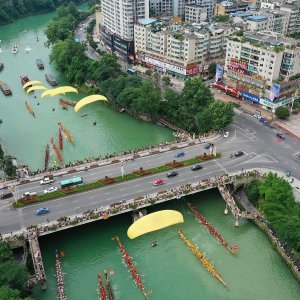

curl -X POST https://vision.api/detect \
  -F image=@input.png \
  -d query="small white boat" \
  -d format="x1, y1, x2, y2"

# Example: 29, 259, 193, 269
12, 44, 18, 54
81, 113, 88, 117
25, 44, 31, 52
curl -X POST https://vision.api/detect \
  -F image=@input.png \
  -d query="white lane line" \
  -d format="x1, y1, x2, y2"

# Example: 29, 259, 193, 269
133, 185, 141, 187
214, 159, 227, 173
89, 196, 95, 199
104, 192, 110, 195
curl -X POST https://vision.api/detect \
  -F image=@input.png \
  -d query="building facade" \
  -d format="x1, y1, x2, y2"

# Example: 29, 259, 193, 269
185, 5, 208, 22
101, 0, 149, 60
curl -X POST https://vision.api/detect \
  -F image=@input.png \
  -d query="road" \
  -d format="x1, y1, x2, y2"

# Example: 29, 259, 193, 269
0, 111, 299, 234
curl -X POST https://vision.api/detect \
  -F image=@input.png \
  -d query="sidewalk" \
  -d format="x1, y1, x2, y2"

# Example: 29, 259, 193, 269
273, 114, 300, 141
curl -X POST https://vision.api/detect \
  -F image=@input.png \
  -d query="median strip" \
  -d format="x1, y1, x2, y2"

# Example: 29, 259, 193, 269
13, 153, 220, 208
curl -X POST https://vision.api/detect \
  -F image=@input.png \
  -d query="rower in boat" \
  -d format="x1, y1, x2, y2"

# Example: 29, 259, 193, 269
151, 241, 158, 248
93, 120, 97, 126
81, 112, 88, 117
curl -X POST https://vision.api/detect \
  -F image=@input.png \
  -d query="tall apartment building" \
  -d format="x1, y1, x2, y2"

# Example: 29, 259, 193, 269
215, 1, 250, 15
185, 5, 208, 22
223, 31, 300, 109
280, 4, 300, 34
101, 0, 149, 61
134, 19, 234, 77
187, 0, 215, 19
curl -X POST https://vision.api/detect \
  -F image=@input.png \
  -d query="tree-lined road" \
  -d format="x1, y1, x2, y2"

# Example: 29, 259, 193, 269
0, 112, 299, 234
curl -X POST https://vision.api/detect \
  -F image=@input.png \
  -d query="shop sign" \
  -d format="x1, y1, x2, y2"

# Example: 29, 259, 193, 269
227, 70, 265, 88
240, 91, 260, 103
144, 56, 186, 75
230, 58, 248, 70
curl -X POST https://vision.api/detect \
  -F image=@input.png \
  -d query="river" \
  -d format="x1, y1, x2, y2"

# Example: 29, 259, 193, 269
1, 4, 299, 300
0, 1, 173, 171
34, 191, 300, 300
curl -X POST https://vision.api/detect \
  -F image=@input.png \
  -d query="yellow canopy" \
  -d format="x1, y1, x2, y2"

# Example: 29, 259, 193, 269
127, 210, 184, 239
23, 80, 42, 89
74, 94, 108, 112
26, 85, 48, 94
41, 89, 53, 98
50, 86, 78, 97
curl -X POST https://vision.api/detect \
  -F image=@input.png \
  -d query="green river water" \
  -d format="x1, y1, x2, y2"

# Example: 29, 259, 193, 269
0, 4, 299, 300
0, 2, 173, 171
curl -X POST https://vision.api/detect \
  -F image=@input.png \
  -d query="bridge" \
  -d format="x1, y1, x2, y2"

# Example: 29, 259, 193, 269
27, 229, 46, 289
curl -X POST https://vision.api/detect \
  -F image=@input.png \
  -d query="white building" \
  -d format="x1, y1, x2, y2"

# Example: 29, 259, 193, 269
149, 0, 185, 17
185, 5, 208, 22
134, 19, 233, 77
280, 4, 300, 34
101, 0, 149, 60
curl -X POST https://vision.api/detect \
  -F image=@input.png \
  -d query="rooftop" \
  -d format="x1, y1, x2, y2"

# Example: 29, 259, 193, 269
247, 15, 268, 21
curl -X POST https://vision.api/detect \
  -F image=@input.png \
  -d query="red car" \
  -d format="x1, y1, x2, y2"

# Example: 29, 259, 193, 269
153, 179, 166, 186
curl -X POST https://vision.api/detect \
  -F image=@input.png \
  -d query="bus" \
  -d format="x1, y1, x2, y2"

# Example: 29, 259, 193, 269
60, 177, 84, 189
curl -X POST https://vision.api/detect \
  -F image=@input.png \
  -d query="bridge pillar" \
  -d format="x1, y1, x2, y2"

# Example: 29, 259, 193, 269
224, 204, 228, 215
235, 217, 240, 227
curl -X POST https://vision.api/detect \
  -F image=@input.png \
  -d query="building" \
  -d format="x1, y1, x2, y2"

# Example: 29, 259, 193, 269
149, 0, 185, 17
222, 30, 300, 111
215, 1, 250, 16
101, 0, 149, 60
185, 5, 208, 22
280, 4, 300, 34
134, 19, 234, 77
188, 0, 215, 19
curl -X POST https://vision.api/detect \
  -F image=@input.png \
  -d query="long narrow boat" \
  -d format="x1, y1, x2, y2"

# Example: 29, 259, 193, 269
188, 203, 238, 255
44, 144, 50, 170
58, 122, 74, 144
36, 58, 44, 70
177, 229, 227, 287
55, 254, 67, 300
45, 73, 58, 86
104, 270, 114, 300
59, 128, 63, 151
112, 236, 150, 299
97, 273, 107, 300
25, 101, 35, 117
59, 98, 76, 107
50, 137, 63, 162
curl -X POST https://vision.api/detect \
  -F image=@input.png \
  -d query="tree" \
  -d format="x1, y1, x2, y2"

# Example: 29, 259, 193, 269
208, 63, 216, 75
0, 286, 21, 300
207, 101, 234, 131
0, 261, 28, 295
0, 145, 4, 160
0, 156, 17, 177
196, 108, 214, 134
275, 106, 290, 119
162, 76, 171, 86
245, 180, 260, 207
0, 241, 12, 263
145, 69, 153, 76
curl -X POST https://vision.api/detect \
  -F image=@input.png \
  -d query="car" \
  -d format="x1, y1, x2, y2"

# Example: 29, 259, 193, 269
204, 143, 212, 149
259, 118, 268, 125
0, 192, 13, 199
167, 170, 178, 178
276, 133, 285, 140
175, 151, 185, 158
191, 164, 203, 171
234, 151, 244, 157
22, 192, 37, 198
40, 178, 54, 185
44, 187, 58, 194
153, 179, 166, 186
223, 132, 229, 138
36, 207, 50, 216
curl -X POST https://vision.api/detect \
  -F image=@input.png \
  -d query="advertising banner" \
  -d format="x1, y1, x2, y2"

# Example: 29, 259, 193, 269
269, 83, 281, 102
240, 91, 260, 103
229, 58, 248, 70
215, 64, 223, 83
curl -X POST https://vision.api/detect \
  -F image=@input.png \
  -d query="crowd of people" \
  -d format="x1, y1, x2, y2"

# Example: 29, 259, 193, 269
27, 229, 46, 284
55, 254, 66, 300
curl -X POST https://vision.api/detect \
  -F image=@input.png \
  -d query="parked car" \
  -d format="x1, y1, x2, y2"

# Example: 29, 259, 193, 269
36, 207, 50, 215
234, 151, 244, 157
153, 179, 166, 186
204, 143, 212, 149
22, 192, 37, 198
223, 132, 229, 138
167, 170, 178, 178
44, 187, 58, 194
191, 165, 203, 171
175, 151, 185, 158
40, 177, 54, 185
259, 118, 268, 125
0, 192, 13, 199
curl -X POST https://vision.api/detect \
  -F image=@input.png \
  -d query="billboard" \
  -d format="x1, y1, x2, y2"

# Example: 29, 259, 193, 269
240, 91, 260, 103
215, 64, 223, 83
269, 83, 281, 102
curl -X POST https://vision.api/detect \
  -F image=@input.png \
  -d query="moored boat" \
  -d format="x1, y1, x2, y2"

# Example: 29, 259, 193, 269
12, 44, 18, 54
45, 73, 58, 86
0, 81, 12, 95
0, 63, 4, 71
36, 58, 44, 69
21, 75, 31, 90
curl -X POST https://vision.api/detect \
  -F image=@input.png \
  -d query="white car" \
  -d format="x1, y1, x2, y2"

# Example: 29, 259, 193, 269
40, 178, 54, 185
22, 192, 37, 198
44, 187, 58, 194
223, 132, 230, 138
